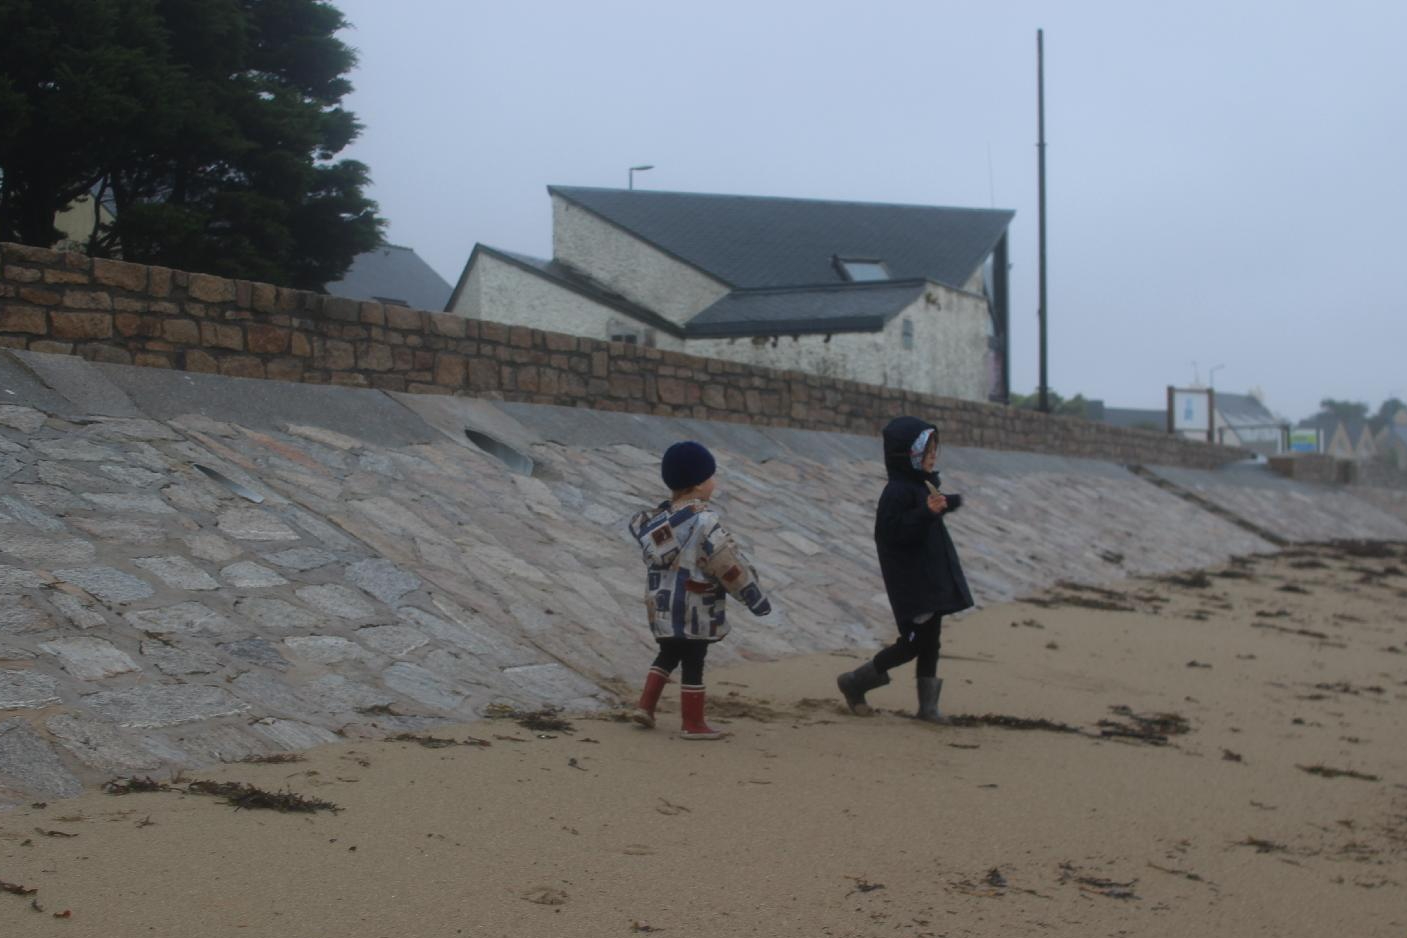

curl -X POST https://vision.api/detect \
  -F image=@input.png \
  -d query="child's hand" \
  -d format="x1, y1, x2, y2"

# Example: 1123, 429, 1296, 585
926, 492, 947, 514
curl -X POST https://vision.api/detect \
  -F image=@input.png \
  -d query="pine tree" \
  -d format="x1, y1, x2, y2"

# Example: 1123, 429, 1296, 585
0, 0, 383, 289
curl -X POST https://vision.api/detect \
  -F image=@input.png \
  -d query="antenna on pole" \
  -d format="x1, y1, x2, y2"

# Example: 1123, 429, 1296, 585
1036, 28, 1049, 414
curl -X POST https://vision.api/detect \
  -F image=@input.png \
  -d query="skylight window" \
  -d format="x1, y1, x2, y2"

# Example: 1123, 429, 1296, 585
835, 257, 890, 282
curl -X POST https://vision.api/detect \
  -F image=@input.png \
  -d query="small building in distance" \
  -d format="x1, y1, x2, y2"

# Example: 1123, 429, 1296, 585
327, 244, 453, 311
1213, 391, 1286, 456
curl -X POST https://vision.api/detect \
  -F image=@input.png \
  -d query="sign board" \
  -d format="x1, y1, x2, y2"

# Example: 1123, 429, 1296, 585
1167, 387, 1215, 442
1289, 428, 1320, 453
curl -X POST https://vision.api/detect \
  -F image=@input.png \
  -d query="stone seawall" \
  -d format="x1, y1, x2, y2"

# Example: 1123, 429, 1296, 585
0, 242, 1243, 469
2, 353, 1405, 805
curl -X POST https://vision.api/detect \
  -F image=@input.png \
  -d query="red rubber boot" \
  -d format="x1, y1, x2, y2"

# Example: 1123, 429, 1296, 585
679, 685, 724, 740
632, 667, 669, 728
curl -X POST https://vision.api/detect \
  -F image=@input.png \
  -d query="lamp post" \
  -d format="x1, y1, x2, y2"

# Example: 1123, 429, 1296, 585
628, 164, 654, 190
1208, 363, 1225, 388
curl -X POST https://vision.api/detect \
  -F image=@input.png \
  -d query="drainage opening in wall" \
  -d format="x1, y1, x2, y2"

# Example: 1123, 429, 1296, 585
194, 464, 265, 503
464, 428, 534, 476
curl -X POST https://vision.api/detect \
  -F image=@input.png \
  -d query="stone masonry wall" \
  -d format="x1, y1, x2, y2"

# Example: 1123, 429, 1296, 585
0, 242, 1243, 469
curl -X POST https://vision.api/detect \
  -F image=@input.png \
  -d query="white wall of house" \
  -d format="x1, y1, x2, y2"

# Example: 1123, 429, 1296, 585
688, 282, 990, 400
551, 194, 730, 327
447, 253, 682, 348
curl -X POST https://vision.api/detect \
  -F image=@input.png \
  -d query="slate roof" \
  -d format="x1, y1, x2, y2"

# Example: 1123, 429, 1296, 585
685, 281, 927, 337
549, 186, 1014, 292
326, 244, 453, 312
1216, 392, 1277, 427
1101, 407, 1166, 431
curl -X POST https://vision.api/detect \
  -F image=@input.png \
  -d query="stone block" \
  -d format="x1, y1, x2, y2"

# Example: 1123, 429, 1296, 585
357, 341, 394, 371
200, 321, 244, 350
316, 338, 355, 370
0, 671, 61, 709
656, 376, 688, 405
289, 330, 312, 358
324, 295, 360, 322
187, 272, 236, 302
0, 305, 46, 334
219, 356, 265, 379
385, 305, 425, 332
371, 373, 406, 391
42, 267, 90, 284
265, 357, 304, 382
145, 265, 171, 296
359, 301, 385, 325
54, 566, 155, 603
246, 323, 290, 354
51, 310, 113, 340
428, 312, 466, 338
330, 371, 369, 388
0, 718, 82, 798
346, 558, 421, 605
183, 348, 219, 373
161, 318, 199, 344
92, 257, 148, 292
81, 343, 133, 365
6, 243, 63, 266
133, 352, 174, 370
295, 584, 376, 620
18, 285, 61, 306
38, 636, 140, 680
83, 684, 249, 728
435, 352, 466, 387
217, 507, 299, 541
251, 281, 278, 313
3, 264, 41, 283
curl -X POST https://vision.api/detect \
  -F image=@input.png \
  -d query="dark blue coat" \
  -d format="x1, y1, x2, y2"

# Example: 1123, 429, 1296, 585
874, 416, 974, 627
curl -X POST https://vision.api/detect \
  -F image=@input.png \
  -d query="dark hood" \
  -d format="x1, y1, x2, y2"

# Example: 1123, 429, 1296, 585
882, 415, 939, 483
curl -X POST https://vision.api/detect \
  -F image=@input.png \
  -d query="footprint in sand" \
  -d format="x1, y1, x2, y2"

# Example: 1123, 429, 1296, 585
622, 844, 655, 856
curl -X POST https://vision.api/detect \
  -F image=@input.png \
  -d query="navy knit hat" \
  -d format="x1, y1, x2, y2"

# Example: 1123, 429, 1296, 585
661, 441, 716, 492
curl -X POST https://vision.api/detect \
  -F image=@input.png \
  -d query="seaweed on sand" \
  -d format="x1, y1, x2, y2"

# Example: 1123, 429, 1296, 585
485, 703, 577, 734
185, 780, 341, 813
1097, 705, 1190, 745
103, 776, 174, 795
1297, 764, 1380, 782
946, 713, 1083, 734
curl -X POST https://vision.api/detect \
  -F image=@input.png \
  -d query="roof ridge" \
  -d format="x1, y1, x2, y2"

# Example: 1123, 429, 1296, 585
548, 184, 1015, 216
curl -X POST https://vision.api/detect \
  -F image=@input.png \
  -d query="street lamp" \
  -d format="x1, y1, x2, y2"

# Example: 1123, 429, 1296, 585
628, 164, 654, 190
1208, 363, 1225, 388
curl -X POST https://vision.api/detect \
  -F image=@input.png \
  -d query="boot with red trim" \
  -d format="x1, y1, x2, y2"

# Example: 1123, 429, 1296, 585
632, 666, 670, 728
679, 685, 724, 740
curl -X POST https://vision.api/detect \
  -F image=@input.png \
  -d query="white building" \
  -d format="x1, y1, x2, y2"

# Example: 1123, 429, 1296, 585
447, 186, 1014, 402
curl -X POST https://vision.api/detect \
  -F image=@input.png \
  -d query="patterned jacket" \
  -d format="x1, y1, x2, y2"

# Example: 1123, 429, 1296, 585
629, 499, 772, 641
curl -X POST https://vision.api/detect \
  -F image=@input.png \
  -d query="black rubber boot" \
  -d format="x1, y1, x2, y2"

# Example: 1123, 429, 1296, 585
916, 676, 948, 724
836, 661, 889, 716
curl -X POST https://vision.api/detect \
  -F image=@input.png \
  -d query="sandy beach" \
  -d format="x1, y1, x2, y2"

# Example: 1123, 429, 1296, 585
2, 541, 1405, 938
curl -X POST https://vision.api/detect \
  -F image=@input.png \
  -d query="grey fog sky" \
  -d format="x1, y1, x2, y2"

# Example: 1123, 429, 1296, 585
333, 0, 1406, 421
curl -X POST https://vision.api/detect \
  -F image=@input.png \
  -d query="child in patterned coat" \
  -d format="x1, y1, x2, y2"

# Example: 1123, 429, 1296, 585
628, 441, 772, 740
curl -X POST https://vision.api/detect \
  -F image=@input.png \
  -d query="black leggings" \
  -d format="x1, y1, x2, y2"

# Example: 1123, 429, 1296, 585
873, 615, 943, 679
651, 638, 710, 686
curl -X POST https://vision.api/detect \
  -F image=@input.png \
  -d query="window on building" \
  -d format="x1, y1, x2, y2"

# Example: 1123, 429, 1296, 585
902, 318, 914, 350
834, 257, 890, 282
607, 318, 640, 345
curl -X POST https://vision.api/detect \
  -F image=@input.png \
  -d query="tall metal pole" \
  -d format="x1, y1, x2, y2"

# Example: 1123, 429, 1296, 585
1037, 28, 1049, 414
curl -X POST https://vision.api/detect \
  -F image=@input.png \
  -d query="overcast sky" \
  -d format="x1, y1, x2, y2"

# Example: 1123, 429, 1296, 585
333, 0, 1406, 421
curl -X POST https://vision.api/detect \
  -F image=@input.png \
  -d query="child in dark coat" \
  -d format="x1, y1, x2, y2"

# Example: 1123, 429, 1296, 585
837, 416, 973, 722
